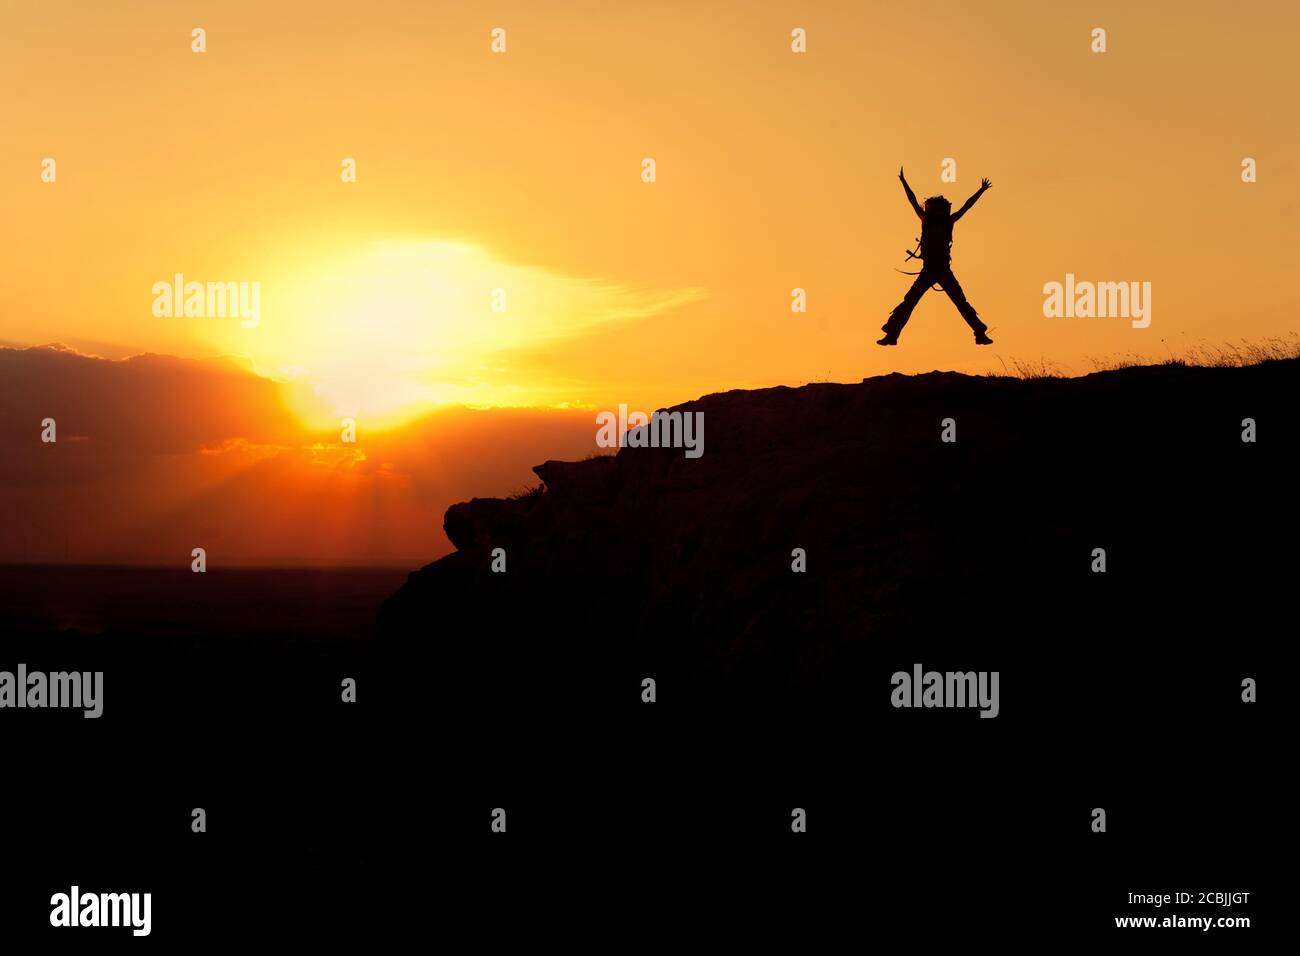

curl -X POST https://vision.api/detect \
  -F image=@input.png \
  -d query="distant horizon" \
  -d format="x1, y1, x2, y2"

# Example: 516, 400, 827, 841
4, 339, 1297, 567
0, 560, 422, 572
6, 0, 1298, 568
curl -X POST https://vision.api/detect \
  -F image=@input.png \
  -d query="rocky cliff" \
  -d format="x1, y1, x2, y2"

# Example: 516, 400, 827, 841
379, 359, 1295, 717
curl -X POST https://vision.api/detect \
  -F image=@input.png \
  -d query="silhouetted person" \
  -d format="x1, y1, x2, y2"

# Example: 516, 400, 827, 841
879, 168, 993, 346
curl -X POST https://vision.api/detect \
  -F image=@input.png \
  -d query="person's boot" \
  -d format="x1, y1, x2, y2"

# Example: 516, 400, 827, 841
974, 330, 993, 345
877, 333, 898, 346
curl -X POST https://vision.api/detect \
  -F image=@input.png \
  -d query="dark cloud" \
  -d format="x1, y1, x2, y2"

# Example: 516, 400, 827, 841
0, 345, 602, 566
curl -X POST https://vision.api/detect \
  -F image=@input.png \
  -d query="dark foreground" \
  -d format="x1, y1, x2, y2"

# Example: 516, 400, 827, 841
2, 361, 1289, 944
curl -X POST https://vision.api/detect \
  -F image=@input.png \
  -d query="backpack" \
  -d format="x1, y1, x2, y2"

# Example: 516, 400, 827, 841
897, 216, 953, 277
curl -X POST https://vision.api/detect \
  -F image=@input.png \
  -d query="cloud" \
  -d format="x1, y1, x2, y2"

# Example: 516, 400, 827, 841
0, 345, 302, 460
0, 345, 603, 566
217, 240, 706, 423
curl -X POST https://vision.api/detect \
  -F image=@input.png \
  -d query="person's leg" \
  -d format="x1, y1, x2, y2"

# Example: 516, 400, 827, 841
937, 268, 990, 341
880, 273, 933, 343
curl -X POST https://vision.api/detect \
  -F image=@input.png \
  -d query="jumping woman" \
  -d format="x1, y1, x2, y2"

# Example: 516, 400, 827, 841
880, 168, 994, 346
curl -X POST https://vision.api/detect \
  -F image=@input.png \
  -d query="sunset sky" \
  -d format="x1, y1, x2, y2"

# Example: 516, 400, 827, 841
3, 0, 1298, 565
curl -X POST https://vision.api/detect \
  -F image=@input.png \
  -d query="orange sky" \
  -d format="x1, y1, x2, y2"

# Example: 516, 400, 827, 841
2, 0, 1298, 564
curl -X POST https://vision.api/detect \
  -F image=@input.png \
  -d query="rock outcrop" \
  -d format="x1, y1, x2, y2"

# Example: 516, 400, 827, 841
379, 359, 1296, 715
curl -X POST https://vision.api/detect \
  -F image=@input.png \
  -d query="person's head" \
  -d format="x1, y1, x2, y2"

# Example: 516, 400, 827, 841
923, 196, 951, 219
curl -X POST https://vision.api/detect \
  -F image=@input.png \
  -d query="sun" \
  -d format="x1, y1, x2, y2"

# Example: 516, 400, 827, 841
193, 237, 704, 433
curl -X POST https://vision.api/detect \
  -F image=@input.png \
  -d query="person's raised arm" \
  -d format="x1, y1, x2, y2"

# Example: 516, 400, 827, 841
899, 167, 923, 219
952, 178, 992, 222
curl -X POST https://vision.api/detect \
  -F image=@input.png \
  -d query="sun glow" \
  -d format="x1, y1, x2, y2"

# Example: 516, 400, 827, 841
197, 239, 702, 432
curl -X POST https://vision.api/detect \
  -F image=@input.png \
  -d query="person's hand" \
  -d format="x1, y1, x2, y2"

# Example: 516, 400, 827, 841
980, 177, 992, 190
